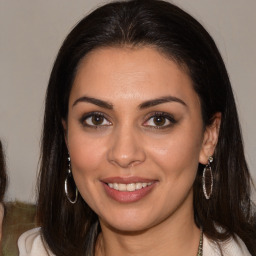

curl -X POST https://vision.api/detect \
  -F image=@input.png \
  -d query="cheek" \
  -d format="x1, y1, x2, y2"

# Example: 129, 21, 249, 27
67, 126, 107, 181
147, 125, 203, 182
67, 132, 107, 209
145, 128, 203, 213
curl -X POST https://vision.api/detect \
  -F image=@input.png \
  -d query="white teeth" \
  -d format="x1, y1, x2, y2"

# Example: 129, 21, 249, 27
118, 184, 127, 191
135, 183, 142, 190
127, 183, 136, 191
113, 183, 119, 190
107, 182, 153, 192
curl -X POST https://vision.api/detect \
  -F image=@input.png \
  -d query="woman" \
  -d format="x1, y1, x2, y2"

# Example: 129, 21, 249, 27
0, 141, 7, 242
18, 0, 256, 255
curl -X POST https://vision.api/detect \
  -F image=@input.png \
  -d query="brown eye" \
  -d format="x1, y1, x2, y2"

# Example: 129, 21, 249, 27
143, 112, 176, 129
81, 113, 112, 127
91, 115, 104, 125
153, 116, 166, 126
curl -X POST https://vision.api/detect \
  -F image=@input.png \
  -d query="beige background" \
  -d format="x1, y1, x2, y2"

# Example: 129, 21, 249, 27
0, 0, 255, 203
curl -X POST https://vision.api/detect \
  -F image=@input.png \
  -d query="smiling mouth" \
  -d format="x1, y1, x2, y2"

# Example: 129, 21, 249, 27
102, 179, 156, 203
107, 182, 153, 192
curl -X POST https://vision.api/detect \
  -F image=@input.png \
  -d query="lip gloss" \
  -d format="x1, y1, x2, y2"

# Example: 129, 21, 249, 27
102, 181, 156, 203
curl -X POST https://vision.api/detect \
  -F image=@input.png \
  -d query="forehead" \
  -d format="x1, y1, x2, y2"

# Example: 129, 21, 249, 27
70, 46, 199, 108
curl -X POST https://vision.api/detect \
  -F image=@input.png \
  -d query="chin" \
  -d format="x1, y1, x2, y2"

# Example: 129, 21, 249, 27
105, 220, 151, 234
99, 209, 159, 234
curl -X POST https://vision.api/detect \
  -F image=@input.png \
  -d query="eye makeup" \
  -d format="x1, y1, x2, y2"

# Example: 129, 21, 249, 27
143, 111, 177, 129
79, 111, 112, 129
78, 110, 178, 131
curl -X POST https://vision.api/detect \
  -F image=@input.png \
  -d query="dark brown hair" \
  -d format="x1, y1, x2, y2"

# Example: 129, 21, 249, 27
0, 141, 7, 202
37, 0, 256, 255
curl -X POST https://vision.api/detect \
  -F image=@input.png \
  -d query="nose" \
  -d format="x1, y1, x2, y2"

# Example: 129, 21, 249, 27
107, 126, 146, 168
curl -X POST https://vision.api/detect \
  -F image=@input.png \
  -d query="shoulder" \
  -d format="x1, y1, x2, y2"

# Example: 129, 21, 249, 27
18, 227, 54, 256
204, 234, 252, 256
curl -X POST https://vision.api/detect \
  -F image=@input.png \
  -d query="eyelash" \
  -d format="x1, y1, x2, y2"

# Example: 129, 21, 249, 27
143, 112, 177, 129
79, 112, 112, 129
79, 111, 177, 129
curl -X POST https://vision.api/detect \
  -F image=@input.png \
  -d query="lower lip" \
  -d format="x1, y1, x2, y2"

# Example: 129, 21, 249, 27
102, 182, 156, 203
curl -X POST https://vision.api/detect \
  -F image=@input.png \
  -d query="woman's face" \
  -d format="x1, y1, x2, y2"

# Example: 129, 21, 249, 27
64, 46, 214, 232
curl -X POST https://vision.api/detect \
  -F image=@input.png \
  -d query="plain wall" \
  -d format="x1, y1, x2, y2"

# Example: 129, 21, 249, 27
0, 0, 255, 203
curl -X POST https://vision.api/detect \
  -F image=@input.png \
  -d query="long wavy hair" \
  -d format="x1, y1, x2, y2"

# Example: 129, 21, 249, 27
37, 0, 256, 255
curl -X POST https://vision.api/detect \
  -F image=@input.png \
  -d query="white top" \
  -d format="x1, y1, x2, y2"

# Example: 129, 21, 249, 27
18, 227, 252, 256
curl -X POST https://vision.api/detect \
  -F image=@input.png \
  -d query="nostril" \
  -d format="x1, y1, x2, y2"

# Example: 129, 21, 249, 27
107, 133, 146, 168
109, 158, 144, 169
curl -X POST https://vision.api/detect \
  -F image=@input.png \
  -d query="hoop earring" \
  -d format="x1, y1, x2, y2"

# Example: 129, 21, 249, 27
202, 156, 213, 200
64, 156, 78, 204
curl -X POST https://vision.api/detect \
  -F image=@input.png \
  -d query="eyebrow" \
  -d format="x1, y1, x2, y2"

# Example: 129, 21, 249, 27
72, 96, 113, 109
72, 95, 187, 110
138, 96, 187, 109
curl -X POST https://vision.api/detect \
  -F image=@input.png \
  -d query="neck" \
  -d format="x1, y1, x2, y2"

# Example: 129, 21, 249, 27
95, 196, 200, 256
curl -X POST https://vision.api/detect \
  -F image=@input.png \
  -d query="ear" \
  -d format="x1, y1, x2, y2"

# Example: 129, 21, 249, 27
62, 119, 68, 147
199, 112, 221, 165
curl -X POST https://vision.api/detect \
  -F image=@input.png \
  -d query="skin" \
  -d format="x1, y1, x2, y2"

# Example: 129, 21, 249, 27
63, 46, 220, 256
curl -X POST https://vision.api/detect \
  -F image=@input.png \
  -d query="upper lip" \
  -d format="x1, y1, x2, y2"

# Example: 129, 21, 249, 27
101, 176, 157, 184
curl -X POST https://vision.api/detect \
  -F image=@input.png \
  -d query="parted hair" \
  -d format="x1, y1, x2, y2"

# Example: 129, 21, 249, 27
37, 1, 256, 255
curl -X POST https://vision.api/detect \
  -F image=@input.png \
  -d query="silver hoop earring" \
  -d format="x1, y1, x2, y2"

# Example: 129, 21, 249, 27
202, 156, 213, 200
64, 156, 78, 204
